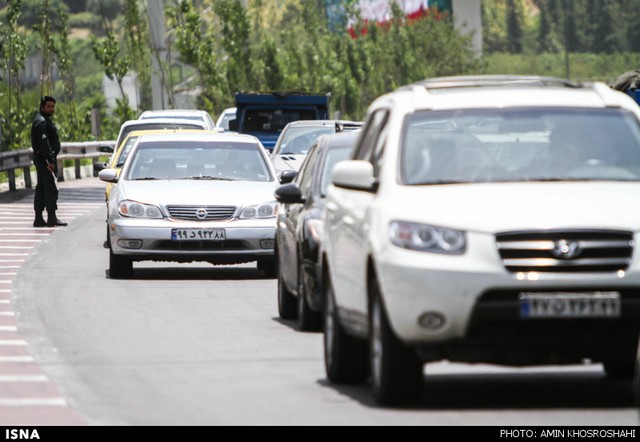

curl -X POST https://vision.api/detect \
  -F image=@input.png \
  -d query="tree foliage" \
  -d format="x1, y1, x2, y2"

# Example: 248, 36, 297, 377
167, 0, 481, 119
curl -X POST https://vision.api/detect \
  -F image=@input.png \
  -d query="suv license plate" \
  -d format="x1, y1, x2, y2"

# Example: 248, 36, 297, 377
171, 228, 226, 241
519, 292, 620, 318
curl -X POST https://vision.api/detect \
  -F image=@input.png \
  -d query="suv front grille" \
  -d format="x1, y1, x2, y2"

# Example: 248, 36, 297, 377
167, 205, 236, 221
496, 230, 633, 273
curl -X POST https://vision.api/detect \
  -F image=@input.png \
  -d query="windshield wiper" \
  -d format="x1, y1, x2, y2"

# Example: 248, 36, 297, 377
132, 177, 160, 181
181, 176, 234, 181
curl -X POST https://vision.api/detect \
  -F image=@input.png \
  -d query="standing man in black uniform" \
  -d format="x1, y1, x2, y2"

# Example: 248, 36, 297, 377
31, 96, 67, 227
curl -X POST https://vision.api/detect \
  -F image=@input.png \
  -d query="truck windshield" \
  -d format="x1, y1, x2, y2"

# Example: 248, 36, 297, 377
243, 108, 317, 133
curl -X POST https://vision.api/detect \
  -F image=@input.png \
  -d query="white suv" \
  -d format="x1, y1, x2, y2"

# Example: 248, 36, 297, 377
322, 75, 640, 405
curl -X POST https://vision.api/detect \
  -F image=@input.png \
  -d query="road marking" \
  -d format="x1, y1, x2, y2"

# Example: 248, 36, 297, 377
0, 300, 10, 304
0, 375, 48, 382
0, 312, 16, 316
0, 398, 67, 407
0, 340, 27, 345
0, 254, 29, 257
0, 326, 18, 331
0, 356, 33, 362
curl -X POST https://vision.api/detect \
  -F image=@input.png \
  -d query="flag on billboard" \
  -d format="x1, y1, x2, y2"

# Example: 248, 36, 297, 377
325, 0, 452, 33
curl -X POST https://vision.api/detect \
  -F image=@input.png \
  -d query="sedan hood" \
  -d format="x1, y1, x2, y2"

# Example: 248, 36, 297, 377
272, 155, 306, 173
119, 180, 279, 206
386, 182, 640, 233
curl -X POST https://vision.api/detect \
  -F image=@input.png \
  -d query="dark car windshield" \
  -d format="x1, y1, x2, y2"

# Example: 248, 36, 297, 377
242, 108, 317, 133
400, 108, 640, 185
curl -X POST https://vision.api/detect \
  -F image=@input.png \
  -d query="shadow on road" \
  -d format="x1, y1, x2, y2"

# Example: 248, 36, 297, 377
318, 369, 636, 410
113, 265, 275, 281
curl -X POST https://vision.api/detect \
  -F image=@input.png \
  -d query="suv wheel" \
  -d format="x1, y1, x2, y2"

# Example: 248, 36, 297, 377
297, 261, 322, 332
323, 276, 368, 383
369, 278, 422, 405
109, 249, 132, 279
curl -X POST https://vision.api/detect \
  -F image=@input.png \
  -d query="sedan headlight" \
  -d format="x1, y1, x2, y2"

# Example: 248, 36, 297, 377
117, 200, 163, 219
240, 201, 278, 219
390, 221, 466, 254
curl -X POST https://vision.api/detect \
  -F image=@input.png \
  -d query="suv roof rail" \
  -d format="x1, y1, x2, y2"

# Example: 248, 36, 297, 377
403, 75, 584, 92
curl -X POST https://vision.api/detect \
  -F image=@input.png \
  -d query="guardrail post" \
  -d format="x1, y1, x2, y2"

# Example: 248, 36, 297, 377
22, 166, 32, 188
56, 159, 64, 182
7, 169, 16, 192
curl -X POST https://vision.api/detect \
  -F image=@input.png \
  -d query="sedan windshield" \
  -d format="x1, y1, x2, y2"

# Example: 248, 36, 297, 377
277, 126, 336, 155
125, 141, 273, 182
400, 108, 640, 185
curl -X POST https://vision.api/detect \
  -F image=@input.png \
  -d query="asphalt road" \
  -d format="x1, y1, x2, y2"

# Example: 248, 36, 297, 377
4, 179, 640, 426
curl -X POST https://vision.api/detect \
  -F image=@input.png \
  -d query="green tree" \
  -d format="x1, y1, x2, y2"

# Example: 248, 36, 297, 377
0, 0, 29, 151
537, 0, 562, 53
506, 0, 524, 53
91, 0, 134, 122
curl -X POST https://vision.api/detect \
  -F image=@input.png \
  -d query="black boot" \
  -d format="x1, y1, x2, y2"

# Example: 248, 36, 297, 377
33, 212, 47, 228
46, 210, 67, 227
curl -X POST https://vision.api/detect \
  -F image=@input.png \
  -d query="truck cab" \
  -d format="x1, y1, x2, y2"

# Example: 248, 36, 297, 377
228, 91, 331, 152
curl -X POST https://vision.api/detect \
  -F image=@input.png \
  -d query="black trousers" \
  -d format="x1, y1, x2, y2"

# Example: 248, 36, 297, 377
33, 156, 58, 213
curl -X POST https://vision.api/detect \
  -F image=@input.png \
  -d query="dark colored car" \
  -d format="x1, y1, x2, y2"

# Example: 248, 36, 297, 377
271, 120, 363, 178
274, 131, 360, 331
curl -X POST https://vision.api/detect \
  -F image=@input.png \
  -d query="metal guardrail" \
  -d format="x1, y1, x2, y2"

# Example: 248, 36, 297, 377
0, 141, 115, 192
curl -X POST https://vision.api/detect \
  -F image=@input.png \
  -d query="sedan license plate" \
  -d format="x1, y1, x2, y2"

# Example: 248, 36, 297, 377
519, 292, 620, 318
171, 228, 226, 241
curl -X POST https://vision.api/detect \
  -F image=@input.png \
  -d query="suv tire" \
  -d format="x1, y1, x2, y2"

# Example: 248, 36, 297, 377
369, 277, 422, 406
324, 276, 368, 383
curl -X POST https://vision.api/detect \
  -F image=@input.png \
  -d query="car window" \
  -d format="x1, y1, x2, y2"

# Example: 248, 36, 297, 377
243, 108, 317, 133
278, 127, 335, 155
353, 110, 389, 162
113, 136, 140, 168
319, 145, 353, 196
126, 141, 272, 182
296, 143, 322, 198
400, 108, 640, 185
116, 123, 206, 148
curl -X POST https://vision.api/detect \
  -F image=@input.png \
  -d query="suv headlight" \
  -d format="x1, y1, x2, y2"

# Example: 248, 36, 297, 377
117, 200, 163, 219
390, 221, 466, 254
240, 201, 278, 219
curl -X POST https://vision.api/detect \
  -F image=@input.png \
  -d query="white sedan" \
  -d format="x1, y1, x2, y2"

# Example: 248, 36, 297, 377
99, 132, 278, 278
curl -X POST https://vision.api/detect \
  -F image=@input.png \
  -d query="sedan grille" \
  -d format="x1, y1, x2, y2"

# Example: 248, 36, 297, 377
166, 205, 236, 221
496, 230, 634, 273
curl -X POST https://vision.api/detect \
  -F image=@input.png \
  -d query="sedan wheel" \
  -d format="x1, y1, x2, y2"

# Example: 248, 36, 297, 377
109, 249, 132, 279
277, 269, 298, 320
323, 276, 368, 383
369, 280, 422, 406
297, 262, 322, 332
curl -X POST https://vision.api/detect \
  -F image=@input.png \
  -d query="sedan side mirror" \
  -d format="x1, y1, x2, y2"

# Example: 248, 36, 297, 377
275, 183, 305, 205
279, 170, 298, 184
98, 168, 118, 183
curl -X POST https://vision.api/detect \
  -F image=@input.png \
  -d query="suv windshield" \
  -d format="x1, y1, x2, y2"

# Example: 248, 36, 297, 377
400, 108, 640, 185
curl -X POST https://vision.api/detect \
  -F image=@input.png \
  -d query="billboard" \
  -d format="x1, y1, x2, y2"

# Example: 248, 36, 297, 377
325, 0, 452, 32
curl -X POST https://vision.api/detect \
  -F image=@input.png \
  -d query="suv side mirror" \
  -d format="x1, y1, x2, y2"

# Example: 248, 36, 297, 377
331, 160, 376, 191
